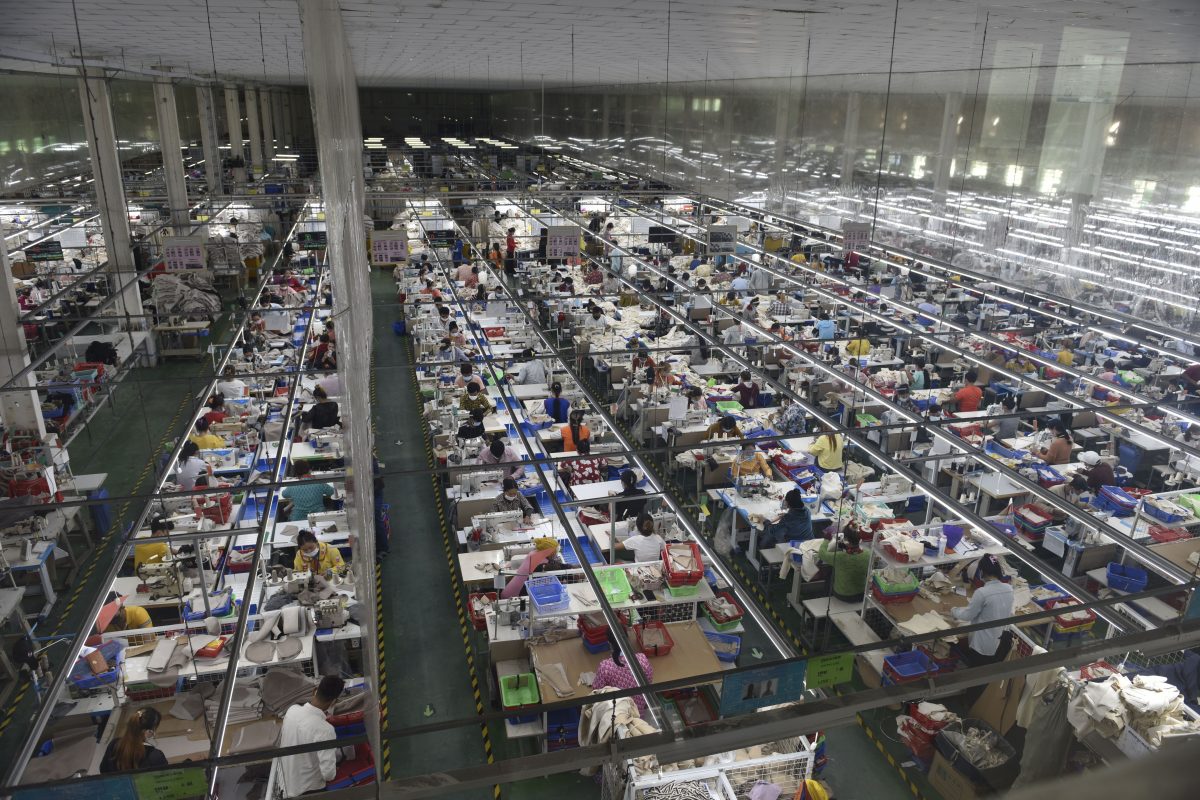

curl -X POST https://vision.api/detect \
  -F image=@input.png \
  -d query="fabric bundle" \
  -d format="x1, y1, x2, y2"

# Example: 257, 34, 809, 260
257, 668, 319, 715
640, 781, 714, 800
205, 681, 262, 727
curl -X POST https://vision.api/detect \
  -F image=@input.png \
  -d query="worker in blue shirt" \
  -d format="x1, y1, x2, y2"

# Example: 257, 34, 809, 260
815, 313, 837, 340
758, 489, 813, 549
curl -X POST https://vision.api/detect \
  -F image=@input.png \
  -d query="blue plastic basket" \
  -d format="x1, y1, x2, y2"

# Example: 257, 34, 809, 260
70, 639, 126, 692
526, 576, 570, 614
559, 537, 604, 567
581, 636, 610, 654
1106, 562, 1148, 593
703, 630, 742, 663
883, 650, 940, 682
1031, 583, 1070, 607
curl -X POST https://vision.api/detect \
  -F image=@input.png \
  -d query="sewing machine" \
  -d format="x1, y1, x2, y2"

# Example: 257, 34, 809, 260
283, 570, 312, 594
307, 432, 344, 454
649, 510, 678, 536
472, 510, 524, 540
307, 511, 347, 530
200, 447, 241, 469
459, 469, 502, 496
313, 597, 350, 628
870, 346, 894, 362
736, 474, 768, 497
138, 558, 191, 600
502, 542, 536, 561
0, 513, 48, 540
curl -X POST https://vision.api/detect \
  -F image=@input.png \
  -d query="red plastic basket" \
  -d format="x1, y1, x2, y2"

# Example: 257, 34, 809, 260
703, 591, 744, 625
577, 610, 629, 643
634, 621, 675, 657
1045, 600, 1097, 630
467, 592, 497, 631
871, 586, 918, 605
662, 542, 704, 586
882, 542, 913, 563
483, 326, 506, 339
1148, 526, 1191, 543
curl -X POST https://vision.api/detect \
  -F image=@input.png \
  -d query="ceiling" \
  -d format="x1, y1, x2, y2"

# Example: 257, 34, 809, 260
0, 0, 1197, 90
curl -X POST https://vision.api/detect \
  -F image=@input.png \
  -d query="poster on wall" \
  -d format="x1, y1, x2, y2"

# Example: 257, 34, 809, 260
24, 240, 64, 262
545, 226, 579, 260
162, 236, 206, 271
707, 224, 737, 255
370, 231, 408, 266
297, 230, 327, 250
718, 660, 808, 718
841, 221, 871, 254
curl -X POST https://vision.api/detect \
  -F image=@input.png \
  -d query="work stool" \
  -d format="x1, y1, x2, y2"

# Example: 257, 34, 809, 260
800, 596, 861, 649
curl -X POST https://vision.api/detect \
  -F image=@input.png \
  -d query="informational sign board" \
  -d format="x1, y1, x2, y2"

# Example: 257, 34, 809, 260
841, 221, 871, 254
132, 767, 206, 800
370, 230, 408, 266
297, 230, 327, 250
718, 660, 808, 718
706, 224, 737, 255
161, 236, 206, 271
24, 240, 64, 262
545, 226, 579, 260
12, 776, 136, 800
805, 652, 855, 688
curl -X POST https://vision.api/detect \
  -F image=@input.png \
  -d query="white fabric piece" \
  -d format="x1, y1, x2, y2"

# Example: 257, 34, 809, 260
897, 611, 953, 637
282, 606, 303, 635
147, 637, 177, 672
253, 611, 282, 643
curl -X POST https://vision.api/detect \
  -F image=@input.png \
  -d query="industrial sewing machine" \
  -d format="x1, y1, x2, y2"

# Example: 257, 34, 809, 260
313, 596, 351, 629
459, 469, 502, 497
502, 542, 536, 561
306, 511, 347, 530
137, 558, 192, 600
736, 473, 768, 497
471, 510, 525, 542
307, 432, 344, 455
200, 447, 242, 470
283, 570, 312, 594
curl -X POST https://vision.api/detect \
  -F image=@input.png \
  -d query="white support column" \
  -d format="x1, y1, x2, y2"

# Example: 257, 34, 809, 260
224, 85, 244, 161
153, 80, 190, 231
0, 244, 46, 438
78, 74, 144, 322
771, 89, 791, 202
259, 89, 275, 162
245, 87, 263, 175
933, 92, 962, 197
296, 0, 379, 767
196, 85, 223, 196
840, 92, 861, 193
623, 94, 632, 157
601, 94, 611, 142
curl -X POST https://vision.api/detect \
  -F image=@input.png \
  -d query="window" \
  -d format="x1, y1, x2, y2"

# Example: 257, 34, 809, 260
1004, 164, 1024, 187
1039, 169, 1062, 194
969, 161, 988, 178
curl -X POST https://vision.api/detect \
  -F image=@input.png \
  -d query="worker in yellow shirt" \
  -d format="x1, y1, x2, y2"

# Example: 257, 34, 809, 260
99, 595, 154, 632
1056, 345, 1075, 367
845, 330, 872, 358
188, 418, 226, 449
294, 530, 346, 577
133, 517, 174, 572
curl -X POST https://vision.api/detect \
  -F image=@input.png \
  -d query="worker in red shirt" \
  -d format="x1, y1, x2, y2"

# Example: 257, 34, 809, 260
953, 370, 983, 412
504, 228, 517, 276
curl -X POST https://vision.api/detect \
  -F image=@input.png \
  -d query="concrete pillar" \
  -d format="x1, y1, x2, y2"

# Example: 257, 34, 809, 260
196, 85, 223, 196
259, 89, 275, 162
153, 81, 190, 231
0, 244, 47, 438
840, 92, 861, 192
623, 94, 632, 157
933, 92, 962, 197
296, 0, 379, 760
245, 87, 263, 174
224, 85, 244, 162
601, 94, 610, 142
1072, 100, 1113, 201
78, 74, 144, 322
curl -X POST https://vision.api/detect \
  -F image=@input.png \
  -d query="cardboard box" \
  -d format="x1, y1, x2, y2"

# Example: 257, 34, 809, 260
929, 751, 982, 800
10, 261, 35, 278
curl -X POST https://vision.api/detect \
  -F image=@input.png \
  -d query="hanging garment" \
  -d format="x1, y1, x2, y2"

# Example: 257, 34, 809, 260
1012, 685, 1073, 788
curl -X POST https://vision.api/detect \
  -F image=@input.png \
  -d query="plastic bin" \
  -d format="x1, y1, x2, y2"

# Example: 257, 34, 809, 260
467, 592, 497, 631
526, 576, 570, 614
634, 621, 675, 657
594, 567, 633, 604
883, 650, 939, 683
664, 581, 701, 598
934, 719, 1018, 791
1106, 562, 1148, 593
663, 542, 704, 586
581, 636, 610, 654
872, 570, 919, 595
1031, 583, 1070, 607
701, 592, 744, 631
1148, 526, 1190, 543
499, 673, 540, 724
1044, 600, 1097, 633
69, 639, 126, 693
703, 630, 742, 663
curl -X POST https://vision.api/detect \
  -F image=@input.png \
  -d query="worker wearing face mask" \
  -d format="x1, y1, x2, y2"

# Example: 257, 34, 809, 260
293, 529, 345, 576
491, 477, 535, 524
759, 489, 813, 548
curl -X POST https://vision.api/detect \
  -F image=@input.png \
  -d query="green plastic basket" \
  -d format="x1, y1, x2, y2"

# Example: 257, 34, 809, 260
665, 581, 701, 598
872, 570, 919, 595
499, 673, 540, 709
595, 566, 633, 603
714, 401, 744, 413
1173, 494, 1200, 517
701, 604, 740, 631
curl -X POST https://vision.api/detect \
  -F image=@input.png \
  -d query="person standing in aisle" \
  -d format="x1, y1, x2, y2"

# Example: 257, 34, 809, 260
276, 676, 346, 797
951, 554, 1014, 706
504, 227, 517, 276
593, 631, 654, 712
99, 708, 166, 773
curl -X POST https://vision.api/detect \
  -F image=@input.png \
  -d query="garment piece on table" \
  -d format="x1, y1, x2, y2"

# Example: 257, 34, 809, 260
246, 640, 277, 664
275, 637, 303, 660
253, 611, 283, 643
897, 611, 953, 638
1067, 678, 1127, 739
258, 669, 318, 716
148, 637, 178, 672
148, 665, 181, 687
779, 539, 823, 580
578, 672, 595, 687
534, 661, 574, 698
169, 691, 205, 721
230, 719, 280, 755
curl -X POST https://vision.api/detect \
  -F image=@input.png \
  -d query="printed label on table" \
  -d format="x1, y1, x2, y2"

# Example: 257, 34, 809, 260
162, 236, 207, 270
805, 652, 855, 688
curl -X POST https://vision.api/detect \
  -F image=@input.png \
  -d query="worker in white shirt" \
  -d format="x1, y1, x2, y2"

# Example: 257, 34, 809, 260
276, 675, 346, 797
582, 305, 613, 331
215, 365, 248, 398
690, 278, 714, 314
722, 322, 745, 347
747, 265, 772, 295
514, 349, 547, 385
951, 554, 1014, 705
316, 373, 342, 397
